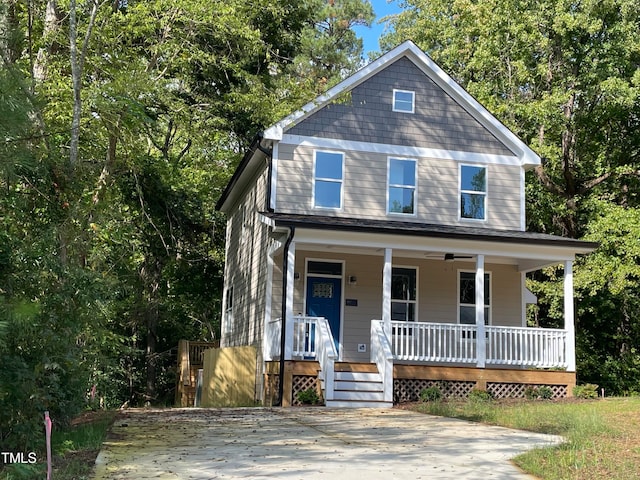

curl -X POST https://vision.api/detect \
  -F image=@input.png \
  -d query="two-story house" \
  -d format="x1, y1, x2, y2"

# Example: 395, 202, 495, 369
215, 41, 596, 407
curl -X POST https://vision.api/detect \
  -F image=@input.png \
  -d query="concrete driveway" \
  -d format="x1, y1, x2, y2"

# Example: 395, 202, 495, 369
92, 408, 561, 480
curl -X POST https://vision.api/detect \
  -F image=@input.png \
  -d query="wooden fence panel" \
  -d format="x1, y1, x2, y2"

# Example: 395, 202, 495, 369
202, 346, 257, 407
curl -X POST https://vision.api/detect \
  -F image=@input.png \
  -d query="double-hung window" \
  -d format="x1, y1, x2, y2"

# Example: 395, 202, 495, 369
458, 271, 490, 326
393, 89, 415, 113
314, 151, 343, 209
460, 165, 487, 220
388, 158, 416, 215
391, 267, 417, 322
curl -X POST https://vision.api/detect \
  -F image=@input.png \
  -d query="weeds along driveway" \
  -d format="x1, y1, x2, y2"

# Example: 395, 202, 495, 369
92, 407, 561, 480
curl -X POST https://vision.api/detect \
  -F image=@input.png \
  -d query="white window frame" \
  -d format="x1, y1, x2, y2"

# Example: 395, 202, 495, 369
313, 150, 344, 210
387, 157, 417, 216
391, 265, 418, 323
459, 164, 488, 221
457, 270, 491, 326
393, 89, 415, 113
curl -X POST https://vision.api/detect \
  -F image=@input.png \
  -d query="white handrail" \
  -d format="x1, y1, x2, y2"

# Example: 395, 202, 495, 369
371, 320, 394, 403
315, 317, 337, 401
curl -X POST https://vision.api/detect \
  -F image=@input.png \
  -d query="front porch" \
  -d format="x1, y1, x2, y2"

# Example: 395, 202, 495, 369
264, 316, 576, 407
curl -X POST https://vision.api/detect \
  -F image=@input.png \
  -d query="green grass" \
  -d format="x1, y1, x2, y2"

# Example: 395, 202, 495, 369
0, 410, 117, 480
408, 397, 640, 480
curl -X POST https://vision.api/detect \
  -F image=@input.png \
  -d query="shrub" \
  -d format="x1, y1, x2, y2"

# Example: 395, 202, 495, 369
468, 389, 493, 403
297, 387, 320, 405
525, 386, 555, 400
573, 383, 599, 399
419, 386, 443, 402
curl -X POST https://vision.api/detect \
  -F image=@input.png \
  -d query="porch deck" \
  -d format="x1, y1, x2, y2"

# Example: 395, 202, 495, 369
265, 316, 575, 407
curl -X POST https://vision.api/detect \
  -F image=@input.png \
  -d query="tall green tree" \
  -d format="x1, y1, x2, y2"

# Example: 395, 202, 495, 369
1, 0, 374, 448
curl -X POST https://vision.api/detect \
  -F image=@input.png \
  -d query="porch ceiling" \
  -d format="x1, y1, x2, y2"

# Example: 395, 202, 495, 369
261, 212, 597, 272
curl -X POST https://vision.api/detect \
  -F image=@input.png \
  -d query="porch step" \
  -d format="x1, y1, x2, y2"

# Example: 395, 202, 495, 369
323, 363, 390, 408
334, 362, 379, 373
326, 400, 394, 408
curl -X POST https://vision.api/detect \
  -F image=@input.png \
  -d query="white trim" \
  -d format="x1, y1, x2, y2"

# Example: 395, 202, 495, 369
382, 249, 392, 337
459, 163, 488, 222
304, 258, 345, 361
475, 255, 486, 368
281, 134, 522, 166
313, 150, 344, 211
520, 166, 526, 230
284, 241, 296, 360
270, 142, 278, 210
264, 41, 540, 167
387, 157, 418, 216
564, 260, 576, 372
392, 89, 415, 113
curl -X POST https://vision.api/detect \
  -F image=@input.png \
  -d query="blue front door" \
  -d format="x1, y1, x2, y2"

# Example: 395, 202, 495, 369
306, 276, 341, 353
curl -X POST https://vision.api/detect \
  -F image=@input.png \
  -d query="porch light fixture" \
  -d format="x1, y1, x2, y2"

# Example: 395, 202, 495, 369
294, 272, 300, 281
349, 276, 357, 285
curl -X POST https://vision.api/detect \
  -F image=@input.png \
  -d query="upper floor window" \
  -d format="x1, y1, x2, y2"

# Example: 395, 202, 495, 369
391, 267, 417, 322
393, 89, 415, 113
388, 158, 416, 215
458, 271, 491, 325
314, 150, 343, 209
460, 165, 487, 220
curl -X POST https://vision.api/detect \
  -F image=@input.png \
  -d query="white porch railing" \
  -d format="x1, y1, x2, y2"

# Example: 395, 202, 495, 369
487, 326, 568, 368
391, 321, 477, 364
265, 316, 337, 399
371, 320, 394, 403
265, 316, 324, 360
391, 321, 569, 369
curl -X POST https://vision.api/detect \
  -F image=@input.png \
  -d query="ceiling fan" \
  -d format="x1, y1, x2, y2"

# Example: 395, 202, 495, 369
424, 252, 475, 261
443, 253, 474, 262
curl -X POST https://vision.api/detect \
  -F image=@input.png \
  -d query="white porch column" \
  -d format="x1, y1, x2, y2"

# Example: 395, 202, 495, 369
284, 241, 296, 361
382, 248, 392, 338
564, 260, 576, 372
476, 254, 486, 368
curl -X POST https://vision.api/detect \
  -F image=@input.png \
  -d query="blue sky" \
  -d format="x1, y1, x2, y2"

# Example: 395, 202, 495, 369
353, 0, 404, 56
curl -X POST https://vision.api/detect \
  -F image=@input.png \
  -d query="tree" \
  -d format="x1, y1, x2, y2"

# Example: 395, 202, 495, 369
2, 0, 376, 417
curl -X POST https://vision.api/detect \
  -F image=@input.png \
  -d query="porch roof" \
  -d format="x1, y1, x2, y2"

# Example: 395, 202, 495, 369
261, 212, 598, 252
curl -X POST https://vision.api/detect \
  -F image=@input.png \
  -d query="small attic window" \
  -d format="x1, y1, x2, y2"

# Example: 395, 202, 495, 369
393, 89, 415, 113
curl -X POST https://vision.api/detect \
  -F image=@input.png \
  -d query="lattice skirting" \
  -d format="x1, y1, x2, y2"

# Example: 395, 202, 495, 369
394, 379, 476, 403
487, 382, 567, 399
394, 379, 568, 402
292, 375, 322, 406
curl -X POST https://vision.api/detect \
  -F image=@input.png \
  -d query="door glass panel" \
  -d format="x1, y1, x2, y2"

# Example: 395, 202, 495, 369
312, 282, 334, 299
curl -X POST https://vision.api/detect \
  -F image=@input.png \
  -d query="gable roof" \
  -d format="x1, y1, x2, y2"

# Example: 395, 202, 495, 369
216, 40, 541, 213
263, 40, 540, 167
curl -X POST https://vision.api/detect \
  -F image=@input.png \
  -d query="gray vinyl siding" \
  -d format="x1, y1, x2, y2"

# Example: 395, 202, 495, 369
287, 57, 512, 156
222, 165, 270, 357
276, 143, 522, 230
289, 252, 523, 362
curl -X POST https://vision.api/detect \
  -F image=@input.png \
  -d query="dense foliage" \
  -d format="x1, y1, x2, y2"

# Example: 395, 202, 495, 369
0, 0, 373, 451
384, 0, 640, 393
